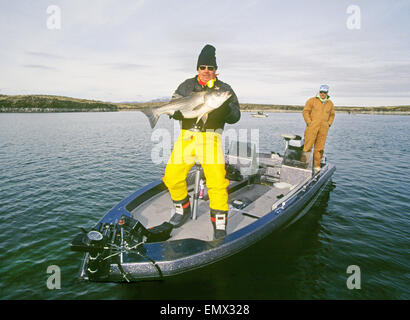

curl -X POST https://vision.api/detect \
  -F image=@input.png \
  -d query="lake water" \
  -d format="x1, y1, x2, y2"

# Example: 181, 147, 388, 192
0, 111, 409, 300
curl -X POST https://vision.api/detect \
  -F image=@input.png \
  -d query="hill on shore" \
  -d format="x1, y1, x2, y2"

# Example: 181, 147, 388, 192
0, 94, 118, 112
0, 94, 409, 114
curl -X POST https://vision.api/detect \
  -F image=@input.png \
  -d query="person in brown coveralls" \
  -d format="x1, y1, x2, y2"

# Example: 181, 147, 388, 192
302, 84, 335, 173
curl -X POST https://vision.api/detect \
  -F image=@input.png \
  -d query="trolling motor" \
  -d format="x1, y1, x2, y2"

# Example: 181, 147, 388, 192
71, 215, 173, 280
71, 224, 112, 278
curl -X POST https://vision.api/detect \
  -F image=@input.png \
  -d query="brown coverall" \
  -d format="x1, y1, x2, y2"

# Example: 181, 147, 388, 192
302, 96, 335, 168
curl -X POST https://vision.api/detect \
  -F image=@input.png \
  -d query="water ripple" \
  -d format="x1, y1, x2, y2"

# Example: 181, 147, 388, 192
0, 112, 409, 299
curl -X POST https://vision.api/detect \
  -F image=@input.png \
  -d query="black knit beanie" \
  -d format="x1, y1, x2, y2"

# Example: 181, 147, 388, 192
197, 44, 217, 69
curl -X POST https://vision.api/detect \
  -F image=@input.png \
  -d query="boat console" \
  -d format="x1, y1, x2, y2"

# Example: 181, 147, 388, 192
281, 134, 312, 169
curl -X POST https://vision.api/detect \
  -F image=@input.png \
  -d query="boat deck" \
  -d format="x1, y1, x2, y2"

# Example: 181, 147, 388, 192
130, 152, 312, 241
131, 181, 293, 241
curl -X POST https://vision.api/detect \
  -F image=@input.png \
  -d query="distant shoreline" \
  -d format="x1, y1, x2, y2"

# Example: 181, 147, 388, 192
1, 94, 409, 115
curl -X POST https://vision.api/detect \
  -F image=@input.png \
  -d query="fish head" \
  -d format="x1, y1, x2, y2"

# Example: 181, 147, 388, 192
204, 90, 232, 110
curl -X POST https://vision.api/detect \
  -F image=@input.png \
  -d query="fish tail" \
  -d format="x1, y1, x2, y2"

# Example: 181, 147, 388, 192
140, 107, 159, 129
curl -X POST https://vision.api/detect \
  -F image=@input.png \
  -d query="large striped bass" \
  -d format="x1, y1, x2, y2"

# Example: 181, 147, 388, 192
141, 90, 232, 129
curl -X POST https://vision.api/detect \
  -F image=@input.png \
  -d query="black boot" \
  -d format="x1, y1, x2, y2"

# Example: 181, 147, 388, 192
210, 209, 228, 240
169, 196, 191, 228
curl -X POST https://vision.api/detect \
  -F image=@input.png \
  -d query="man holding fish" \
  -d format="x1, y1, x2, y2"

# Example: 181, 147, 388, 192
151, 44, 240, 239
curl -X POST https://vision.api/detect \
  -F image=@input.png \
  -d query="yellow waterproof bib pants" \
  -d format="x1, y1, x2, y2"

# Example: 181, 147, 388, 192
162, 130, 229, 212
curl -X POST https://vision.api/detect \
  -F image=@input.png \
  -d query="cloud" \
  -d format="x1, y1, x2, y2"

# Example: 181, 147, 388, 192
0, 1, 409, 106
63, 0, 145, 27
100, 63, 148, 70
22, 64, 57, 71
25, 51, 68, 60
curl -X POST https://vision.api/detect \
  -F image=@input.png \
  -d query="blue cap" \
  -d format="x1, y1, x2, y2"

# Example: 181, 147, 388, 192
319, 84, 329, 92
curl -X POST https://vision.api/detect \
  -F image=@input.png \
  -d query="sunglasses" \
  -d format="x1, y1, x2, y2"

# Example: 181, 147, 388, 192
199, 65, 216, 71
319, 91, 328, 94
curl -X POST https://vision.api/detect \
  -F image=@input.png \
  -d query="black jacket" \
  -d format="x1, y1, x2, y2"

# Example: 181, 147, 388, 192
172, 76, 241, 131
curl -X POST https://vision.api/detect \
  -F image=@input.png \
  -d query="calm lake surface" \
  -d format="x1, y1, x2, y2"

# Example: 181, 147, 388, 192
0, 111, 409, 300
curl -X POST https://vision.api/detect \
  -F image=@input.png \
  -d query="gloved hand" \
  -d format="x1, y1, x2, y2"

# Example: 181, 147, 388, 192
207, 100, 240, 125
224, 102, 241, 124
170, 110, 184, 120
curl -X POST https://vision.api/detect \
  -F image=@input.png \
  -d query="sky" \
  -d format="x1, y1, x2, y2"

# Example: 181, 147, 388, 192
0, 0, 409, 106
